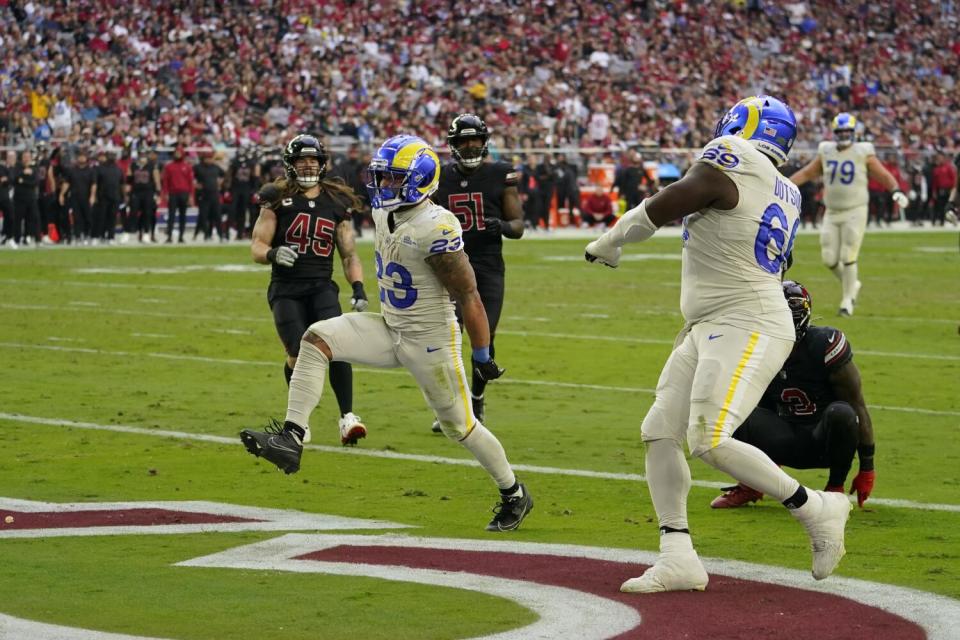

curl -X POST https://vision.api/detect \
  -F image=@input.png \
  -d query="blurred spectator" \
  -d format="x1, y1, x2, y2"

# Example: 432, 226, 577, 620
162, 148, 194, 243
226, 147, 260, 240
59, 150, 96, 243
127, 154, 161, 243
930, 153, 958, 226
12, 149, 41, 246
906, 162, 929, 226
93, 151, 124, 242
553, 153, 580, 219
193, 152, 225, 241
581, 184, 616, 228
328, 143, 370, 236
613, 151, 646, 210
0, 152, 13, 245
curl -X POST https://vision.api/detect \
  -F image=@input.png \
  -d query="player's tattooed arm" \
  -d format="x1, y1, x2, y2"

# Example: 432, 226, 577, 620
335, 219, 364, 284
250, 207, 278, 264
501, 185, 524, 239
788, 154, 824, 187
426, 250, 490, 349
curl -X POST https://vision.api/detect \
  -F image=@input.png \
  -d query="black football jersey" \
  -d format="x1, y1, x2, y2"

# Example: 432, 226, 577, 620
129, 163, 156, 192
270, 191, 348, 285
231, 160, 257, 191
434, 161, 519, 259
760, 325, 854, 423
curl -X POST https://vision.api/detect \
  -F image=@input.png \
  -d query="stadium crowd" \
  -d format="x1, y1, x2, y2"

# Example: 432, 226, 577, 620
0, 0, 958, 244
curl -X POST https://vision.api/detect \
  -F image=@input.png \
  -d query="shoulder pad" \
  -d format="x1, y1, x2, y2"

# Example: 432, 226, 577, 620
257, 183, 281, 208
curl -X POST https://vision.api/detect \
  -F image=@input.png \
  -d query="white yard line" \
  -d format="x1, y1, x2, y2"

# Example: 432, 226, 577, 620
0, 411, 957, 513
3, 341, 959, 416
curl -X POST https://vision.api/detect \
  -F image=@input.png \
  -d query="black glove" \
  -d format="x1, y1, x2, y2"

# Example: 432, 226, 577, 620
483, 217, 503, 235
472, 357, 505, 382
350, 281, 369, 312
256, 183, 281, 208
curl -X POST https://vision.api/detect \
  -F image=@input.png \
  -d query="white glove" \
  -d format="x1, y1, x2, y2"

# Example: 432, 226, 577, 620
268, 245, 298, 267
585, 237, 621, 268
891, 190, 909, 209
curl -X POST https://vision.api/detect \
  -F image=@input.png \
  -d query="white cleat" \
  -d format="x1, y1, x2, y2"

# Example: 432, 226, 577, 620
338, 412, 366, 446
620, 550, 708, 593
792, 490, 851, 580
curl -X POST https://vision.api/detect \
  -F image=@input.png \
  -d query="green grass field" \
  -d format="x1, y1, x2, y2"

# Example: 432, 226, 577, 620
0, 229, 958, 639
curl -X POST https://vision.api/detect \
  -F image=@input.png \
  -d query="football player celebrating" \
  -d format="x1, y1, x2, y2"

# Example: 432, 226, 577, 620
710, 281, 876, 509
242, 134, 368, 448
240, 135, 533, 532
430, 113, 524, 431
790, 113, 908, 316
586, 96, 851, 591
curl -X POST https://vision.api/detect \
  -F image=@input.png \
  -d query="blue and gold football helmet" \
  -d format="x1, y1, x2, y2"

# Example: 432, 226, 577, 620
714, 95, 798, 167
366, 135, 441, 211
831, 112, 857, 148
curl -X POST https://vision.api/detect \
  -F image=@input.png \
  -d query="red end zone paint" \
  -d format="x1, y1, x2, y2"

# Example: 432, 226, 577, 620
301, 545, 925, 640
0, 509, 259, 529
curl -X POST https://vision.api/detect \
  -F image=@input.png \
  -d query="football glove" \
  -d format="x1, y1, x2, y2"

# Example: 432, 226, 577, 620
350, 281, 369, 312
257, 183, 281, 208
267, 245, 298, 267
483, 217, 503, 235
472, 357, 505, 382
946, 203, 958, 225
891, 190, 909, 209
849, 470, 875, 507
585, 237, 621, 268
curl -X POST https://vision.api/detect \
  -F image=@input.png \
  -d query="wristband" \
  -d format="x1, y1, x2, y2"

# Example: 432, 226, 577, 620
351, 281, 365, 296
266, 247, 278, 263
472, 346, 490, 362
858, 443, 875, 472
607, 199, 658, 247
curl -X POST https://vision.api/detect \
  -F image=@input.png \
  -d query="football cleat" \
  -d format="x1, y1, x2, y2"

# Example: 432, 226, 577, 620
838, 305, 852, 317
710, 483, 764, 509
620, 551, 709, 593
240, 419, 303, 474
792, 490, 851, 580
338, 412, 366, 446
431, 418, 443, 434
485, 484, 533, 532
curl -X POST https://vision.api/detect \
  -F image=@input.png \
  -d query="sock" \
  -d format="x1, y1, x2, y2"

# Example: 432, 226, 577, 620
284, 339, 329, 443
829, 263, 843, 281
842, 262, 859, 302
789, 488, 824, 520
459, 424, 516, 490
328, 361, 353, 415
283, 362, 293, 386
697, 438, 800, 502
782, 485, 809, 509
644, 439, 691, 532
499, 482, 523, 498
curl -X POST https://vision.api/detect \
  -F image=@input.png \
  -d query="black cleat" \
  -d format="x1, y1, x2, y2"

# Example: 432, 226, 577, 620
431, 419, 442, 434
240, 419, 303, 474
485, 484, 533, 532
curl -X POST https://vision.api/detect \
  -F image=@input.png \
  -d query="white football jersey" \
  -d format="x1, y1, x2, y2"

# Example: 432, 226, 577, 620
817, 141, 875, 211
372, 200, 461, 333
680, 135, 801, 341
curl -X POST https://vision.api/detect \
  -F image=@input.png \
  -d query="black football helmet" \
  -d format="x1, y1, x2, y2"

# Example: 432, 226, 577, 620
282, 134, 327, 188
447, 113, 490, 170
783, 280, 812, 340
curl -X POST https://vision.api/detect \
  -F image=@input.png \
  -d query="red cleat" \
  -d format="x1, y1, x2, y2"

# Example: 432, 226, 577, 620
710, 483, 764, 509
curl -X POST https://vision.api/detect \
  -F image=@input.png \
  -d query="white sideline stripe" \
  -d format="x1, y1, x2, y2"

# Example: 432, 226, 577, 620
4, 302, 958, 362
4, 341, 960, 415
1, 412, 958, 513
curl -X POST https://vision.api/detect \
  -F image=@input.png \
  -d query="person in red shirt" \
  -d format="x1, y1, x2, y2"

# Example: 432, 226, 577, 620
945, 153, 960, 226
580, 184, 616, 228
930, 153, 958, 226
161, 148, 194, 243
